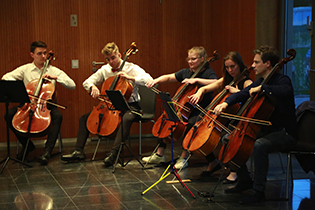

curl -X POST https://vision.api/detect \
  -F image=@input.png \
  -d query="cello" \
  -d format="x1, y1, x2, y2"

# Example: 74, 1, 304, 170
12, 52, 58, 137
218, 49, 296, 170
86, 42, 137, 137
151, 51, 219, 141
182, 66, 254, 157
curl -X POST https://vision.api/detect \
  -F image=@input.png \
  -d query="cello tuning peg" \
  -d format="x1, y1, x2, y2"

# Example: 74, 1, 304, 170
132, 49, 139, 54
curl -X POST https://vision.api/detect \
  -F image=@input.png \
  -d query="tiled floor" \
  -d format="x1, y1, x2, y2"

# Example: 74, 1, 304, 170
0, 137, 314, 210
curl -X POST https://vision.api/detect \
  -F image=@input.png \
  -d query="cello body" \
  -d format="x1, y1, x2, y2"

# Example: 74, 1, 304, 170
12, 79, 55, 136
86, 42, 137, 137
183, 67, 253, 157
218, 49, 296, 170
182, 92, 239, 157
152, 50, 220, 141
218, 94, 275, 170
12, 52, 55, 137
86, 76, 133, 137
152, 84, 197, 141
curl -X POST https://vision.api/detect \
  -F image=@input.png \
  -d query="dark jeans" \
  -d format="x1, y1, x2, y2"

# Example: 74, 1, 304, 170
76, 103, 141, 155
237, 129, 297, 192
4, 105, 63, 152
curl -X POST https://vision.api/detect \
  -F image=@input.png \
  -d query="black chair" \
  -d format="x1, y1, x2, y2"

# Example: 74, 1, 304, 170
135, 84, 158, 155
286, 101, 315, 199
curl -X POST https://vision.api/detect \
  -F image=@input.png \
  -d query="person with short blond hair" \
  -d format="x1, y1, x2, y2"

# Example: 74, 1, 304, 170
62, 42, 152, 167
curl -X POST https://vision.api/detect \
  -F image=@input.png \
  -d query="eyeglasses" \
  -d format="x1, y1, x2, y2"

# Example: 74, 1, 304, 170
186, 57, 200, 62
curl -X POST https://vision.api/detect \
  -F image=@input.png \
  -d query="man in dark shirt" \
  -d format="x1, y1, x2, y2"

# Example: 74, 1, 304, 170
213, 46, 298, 204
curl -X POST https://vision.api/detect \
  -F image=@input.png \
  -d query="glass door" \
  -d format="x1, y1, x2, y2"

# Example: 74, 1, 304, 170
283, 0, 313, 106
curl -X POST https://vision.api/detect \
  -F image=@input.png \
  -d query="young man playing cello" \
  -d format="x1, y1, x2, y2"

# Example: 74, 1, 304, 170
2, 41, 76, 165
213, 46, 298, 204
61, 42, 152, 167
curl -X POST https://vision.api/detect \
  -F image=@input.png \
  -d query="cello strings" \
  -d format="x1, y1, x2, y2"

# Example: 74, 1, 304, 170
208, 110, 272, 126
167, 101, 185, 123
28, 95, 67, 109
97, 97, 112, 104
150, 86, 191, 113
195, 104, 231, 134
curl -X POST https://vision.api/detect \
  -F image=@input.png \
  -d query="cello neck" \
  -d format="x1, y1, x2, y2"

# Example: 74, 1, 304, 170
33, 52, 54, 96
261, 48, 296, 86
108, 42, 138, 90
173, 50, 219, 101
189, 50, 219, 79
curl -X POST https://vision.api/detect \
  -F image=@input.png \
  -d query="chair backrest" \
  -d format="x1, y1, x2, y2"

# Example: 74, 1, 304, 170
297, 109, 315, 150
138, 84, 158, 120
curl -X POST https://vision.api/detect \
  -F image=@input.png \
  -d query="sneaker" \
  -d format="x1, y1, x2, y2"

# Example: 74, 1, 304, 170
174, 157, 188, 170
142, 153, 166, 164
239, 189, 265, 204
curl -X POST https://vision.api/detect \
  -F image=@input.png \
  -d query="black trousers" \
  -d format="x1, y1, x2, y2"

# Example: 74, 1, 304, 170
4, 105, 63, 152
237, 129, 297, 192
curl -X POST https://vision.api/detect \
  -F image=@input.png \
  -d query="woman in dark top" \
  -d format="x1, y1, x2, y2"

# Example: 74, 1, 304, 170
189, 51, 252, 182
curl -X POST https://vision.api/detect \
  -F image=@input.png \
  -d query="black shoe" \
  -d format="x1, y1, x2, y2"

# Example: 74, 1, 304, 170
17, 144, 36, 161
103, 153, 117, 168
200, 164, 222, 177
239, 189, 265, 204
61, 150, 86, 162
222, 178, 238, 184
38, 151, 51, 165
224, 180, 253, 193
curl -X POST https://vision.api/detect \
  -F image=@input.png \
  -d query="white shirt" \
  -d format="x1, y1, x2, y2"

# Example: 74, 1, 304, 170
83, 61, 152, 103
1, 62, 76, 89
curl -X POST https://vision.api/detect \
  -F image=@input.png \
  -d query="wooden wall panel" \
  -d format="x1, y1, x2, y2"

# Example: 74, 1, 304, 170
0, 0, 256, 142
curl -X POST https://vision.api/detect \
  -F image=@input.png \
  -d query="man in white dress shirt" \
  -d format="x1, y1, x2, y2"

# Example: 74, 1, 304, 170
2, 41, 76, 165
61, 42, 152, 167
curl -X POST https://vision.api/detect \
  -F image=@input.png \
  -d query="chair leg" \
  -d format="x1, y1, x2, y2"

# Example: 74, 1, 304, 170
58, 132, 63, 153
92, 137, 101, 161
286, 152, 293, 200
143, 143, 161, 168
16, 140, 20, 156
278, 152, 285, 174
22, 138, 30, 162
139, 120, 142, 156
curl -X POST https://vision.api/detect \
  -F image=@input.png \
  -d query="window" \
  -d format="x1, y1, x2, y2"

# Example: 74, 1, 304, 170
283, 0, 312, 107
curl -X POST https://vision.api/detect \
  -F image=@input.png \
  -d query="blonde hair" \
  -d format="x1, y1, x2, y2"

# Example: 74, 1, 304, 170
187, 46, 207, 60
101, 42, 120, 55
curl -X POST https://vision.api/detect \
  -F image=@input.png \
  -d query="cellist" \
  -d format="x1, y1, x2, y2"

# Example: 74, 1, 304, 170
143, 46, 217, 169
2, 41, 76, 165
61, 42, 152, 167
189, 51, 252, 182
213, 46, 298, 204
